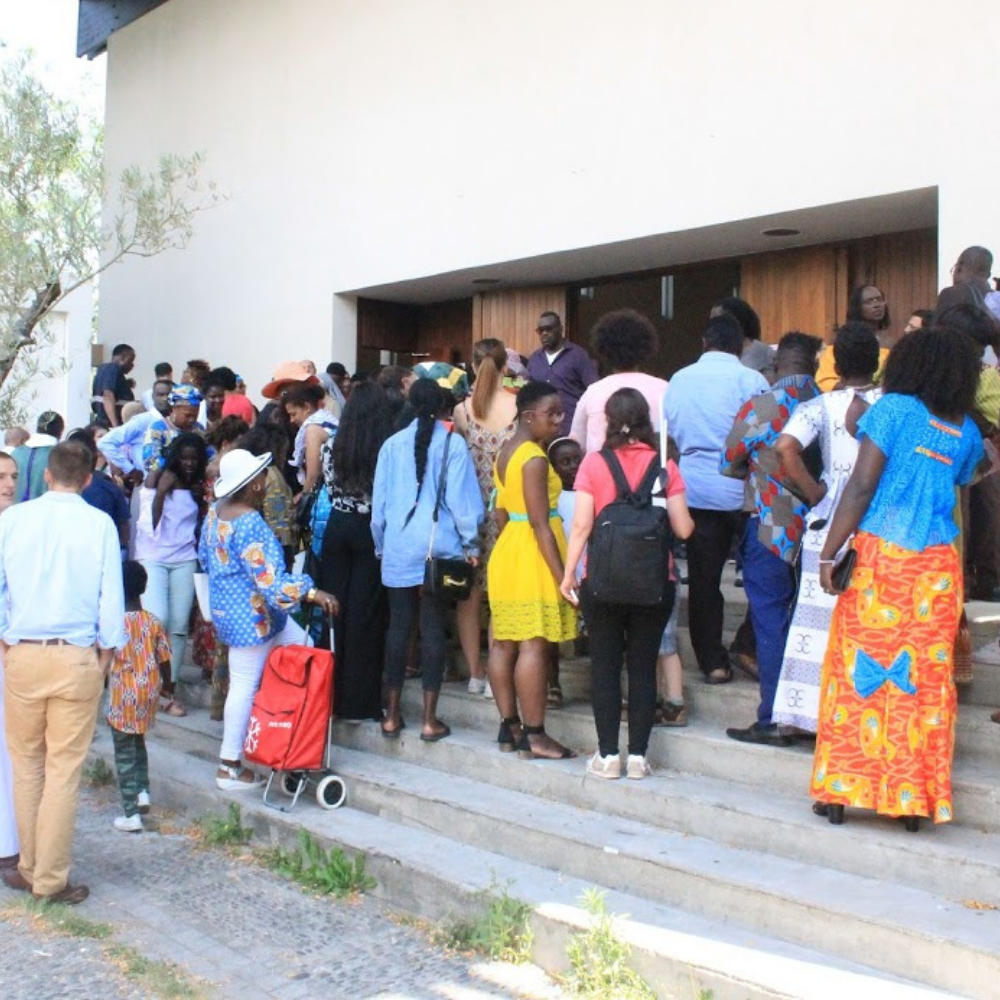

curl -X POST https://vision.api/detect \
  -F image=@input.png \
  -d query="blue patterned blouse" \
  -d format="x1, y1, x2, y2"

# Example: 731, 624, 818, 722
857, 394, 983, 552
198, 506, 314, 647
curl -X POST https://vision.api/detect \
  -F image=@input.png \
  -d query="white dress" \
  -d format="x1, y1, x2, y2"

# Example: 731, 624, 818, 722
0, 651, 17, 856
771, 387, 880, 732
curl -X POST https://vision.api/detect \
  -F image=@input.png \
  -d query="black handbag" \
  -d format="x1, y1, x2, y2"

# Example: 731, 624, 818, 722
295, 478, 323, 534
422, 431, 474, 602
831, 547, 857, 591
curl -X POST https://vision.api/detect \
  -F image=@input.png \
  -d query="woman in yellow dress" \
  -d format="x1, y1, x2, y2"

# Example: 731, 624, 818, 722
488, 381, 578, 760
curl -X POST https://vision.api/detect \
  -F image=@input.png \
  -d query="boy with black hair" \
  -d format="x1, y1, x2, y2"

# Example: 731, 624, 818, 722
108, 561, 171, 833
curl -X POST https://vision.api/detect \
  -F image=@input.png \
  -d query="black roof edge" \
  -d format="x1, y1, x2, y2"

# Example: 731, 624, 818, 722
77, 0, 172, 59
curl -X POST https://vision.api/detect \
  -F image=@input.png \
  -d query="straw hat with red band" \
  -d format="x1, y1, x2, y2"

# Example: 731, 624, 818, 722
261, 361, 321, 400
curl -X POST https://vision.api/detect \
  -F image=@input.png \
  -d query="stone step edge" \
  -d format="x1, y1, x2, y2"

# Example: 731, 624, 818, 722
330, 719, 1000, 873
404, 683, 1000, 792
83, 732, 950, 1000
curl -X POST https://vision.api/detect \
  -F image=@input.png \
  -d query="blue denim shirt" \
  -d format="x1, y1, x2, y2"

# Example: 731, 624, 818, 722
662, 352, 769, 510
371, 422, 484, 588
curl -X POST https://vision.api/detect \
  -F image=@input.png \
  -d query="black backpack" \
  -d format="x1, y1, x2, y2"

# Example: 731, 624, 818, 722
586, 450, 674, 607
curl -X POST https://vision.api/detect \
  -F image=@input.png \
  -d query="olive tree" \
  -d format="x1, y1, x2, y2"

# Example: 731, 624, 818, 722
0, 49, 219, 424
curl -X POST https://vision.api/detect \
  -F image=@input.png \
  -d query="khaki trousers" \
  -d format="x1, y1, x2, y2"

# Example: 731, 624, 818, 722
4, 643, 103, 896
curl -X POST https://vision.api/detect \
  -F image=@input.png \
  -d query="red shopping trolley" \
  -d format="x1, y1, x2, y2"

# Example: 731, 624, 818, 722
243, 620, 346, 811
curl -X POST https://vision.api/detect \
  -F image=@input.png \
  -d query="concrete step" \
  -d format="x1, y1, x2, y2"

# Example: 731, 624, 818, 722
316, 743, 1000, 997
409, 685, 1000, 834
331, 718, 1000, 910
549, 655, 1000, 767
86, 727, 951, 1000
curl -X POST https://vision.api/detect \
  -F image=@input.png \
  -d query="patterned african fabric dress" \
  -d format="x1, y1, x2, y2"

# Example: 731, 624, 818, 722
811, 395, 982, 823
772, 387, 880, 732
488, 441, 578, 643
461, 401, 515, 592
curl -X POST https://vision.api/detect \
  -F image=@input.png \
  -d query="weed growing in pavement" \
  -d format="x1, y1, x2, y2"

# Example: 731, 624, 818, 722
106, 944, 205, 999
432, 877, 533, 963
563, 888, 656, 1000
260, 829, 375, 897
83, 757, 115, 788
15, 898, 114, 939
196, 803, 254, 848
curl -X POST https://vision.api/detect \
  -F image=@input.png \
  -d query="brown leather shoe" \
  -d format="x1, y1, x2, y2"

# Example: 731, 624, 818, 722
2, 869, 32, 892
33, 883, 89, 906
0, 853, 19, 870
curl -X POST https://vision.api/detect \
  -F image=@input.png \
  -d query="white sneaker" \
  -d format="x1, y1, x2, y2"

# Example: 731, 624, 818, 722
483, 680, 493, 700
586, 752, 621, 780
137, 790, 151, 815
467, 677, 486, 695
626, 755, 652, 780
114, 814, 143, 833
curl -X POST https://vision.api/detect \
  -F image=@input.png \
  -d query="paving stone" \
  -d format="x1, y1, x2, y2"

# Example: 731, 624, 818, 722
0, 785, 563, 999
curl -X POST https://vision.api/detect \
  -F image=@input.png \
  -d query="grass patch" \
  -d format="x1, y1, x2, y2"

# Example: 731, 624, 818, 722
13, 898, 114, 939
83, 757, 115, 788
260, 829, 375, 897
106, 943, 205, 1000
196, 803, 254, 848
563, 888, 656, 1000
432, 878, 533, 963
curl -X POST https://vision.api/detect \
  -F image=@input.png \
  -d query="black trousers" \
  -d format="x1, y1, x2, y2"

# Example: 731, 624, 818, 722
686, 507, 747, 675
384, 586, 450, 693
580, 579, 672, 758
963, 476, 1000, 591
318, 510, 386, 720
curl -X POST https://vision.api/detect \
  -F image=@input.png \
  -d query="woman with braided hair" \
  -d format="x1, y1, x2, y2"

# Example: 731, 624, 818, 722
371, 379, 484, 741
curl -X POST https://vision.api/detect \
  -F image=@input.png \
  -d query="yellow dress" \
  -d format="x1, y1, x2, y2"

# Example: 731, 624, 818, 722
488, 441, 578, 643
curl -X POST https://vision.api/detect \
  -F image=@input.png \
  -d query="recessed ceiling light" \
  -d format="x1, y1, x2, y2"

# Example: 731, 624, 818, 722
762, 227, 801, 237
471, 277, 501, 286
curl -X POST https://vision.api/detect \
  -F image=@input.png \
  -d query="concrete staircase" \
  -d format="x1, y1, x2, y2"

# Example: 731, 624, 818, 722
138, 575, 1000, 999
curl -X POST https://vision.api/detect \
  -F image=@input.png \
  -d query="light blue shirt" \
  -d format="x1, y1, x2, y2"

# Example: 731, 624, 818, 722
371, 422, 484, 588
98, 410, 160, 474
663, 351, 768, 510
0, 492, 126, 648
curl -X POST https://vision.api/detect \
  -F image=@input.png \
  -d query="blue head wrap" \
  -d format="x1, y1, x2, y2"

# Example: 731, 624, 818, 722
168, 384, 203, 407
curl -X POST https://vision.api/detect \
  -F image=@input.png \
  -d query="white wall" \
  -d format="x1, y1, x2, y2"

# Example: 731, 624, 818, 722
97, 0, 1000, 401
7, 281, 94, 435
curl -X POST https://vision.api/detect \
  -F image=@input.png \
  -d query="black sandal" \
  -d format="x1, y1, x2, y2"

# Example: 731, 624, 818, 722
497, 715, 522, 753
812, 802, 844, 825
517, 725, 575, 761
381, 718, 406, 739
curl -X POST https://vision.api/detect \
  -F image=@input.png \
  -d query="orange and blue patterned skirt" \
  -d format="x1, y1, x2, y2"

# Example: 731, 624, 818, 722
811, 531, 960, 823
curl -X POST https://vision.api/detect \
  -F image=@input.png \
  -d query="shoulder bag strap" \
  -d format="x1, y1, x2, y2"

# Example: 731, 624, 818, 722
599, 448, 633, 501
426, 430, 453, 559
21, 449, 38, 502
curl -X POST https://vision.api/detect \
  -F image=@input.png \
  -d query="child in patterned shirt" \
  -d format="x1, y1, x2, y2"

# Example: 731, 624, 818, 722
109, 561, 172, 833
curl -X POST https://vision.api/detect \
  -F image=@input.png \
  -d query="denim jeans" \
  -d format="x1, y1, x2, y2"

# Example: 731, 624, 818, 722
221, 617, 308, 762
140, 559, 197, 687
739, 517, 796, 726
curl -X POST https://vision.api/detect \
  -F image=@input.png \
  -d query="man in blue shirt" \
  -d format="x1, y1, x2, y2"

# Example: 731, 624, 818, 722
526, 312, 598, 436
98, 378, 173, 485
663, 314, 768, 683
0, 442, 126, 905
720, 333, 822, 744
91, 343, 137, 428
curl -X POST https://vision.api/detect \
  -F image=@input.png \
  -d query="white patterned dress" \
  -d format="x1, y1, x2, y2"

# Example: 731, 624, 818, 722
772, 387, 880, 732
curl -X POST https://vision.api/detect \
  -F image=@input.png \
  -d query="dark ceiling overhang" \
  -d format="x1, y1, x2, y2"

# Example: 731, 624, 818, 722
77, 0, 171, 59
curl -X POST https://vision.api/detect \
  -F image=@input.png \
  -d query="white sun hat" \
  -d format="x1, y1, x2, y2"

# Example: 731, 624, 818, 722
214, 449, 272, 500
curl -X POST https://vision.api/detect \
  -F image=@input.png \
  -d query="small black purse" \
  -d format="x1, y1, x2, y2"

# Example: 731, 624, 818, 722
423, 431, 475, 603
831, 547, 857, 591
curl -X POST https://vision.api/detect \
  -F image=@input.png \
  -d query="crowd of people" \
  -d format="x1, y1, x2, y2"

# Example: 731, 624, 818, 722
1, 245, 999, 905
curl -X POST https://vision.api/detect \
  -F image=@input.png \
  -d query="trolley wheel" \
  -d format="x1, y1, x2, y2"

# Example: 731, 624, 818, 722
316, 774, 347, 810
282, 773, 303, 796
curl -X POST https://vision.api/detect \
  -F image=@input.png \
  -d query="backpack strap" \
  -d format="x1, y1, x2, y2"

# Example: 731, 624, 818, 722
636, 455, 662, 503
599, 449, 633, 501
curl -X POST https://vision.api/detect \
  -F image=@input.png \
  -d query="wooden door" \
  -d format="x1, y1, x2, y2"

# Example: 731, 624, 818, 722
472, 287, 568, 359
740, 245, 849, 344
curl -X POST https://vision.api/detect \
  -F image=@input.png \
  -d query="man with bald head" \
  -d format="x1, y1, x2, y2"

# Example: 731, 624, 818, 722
937, 246, 995, 316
